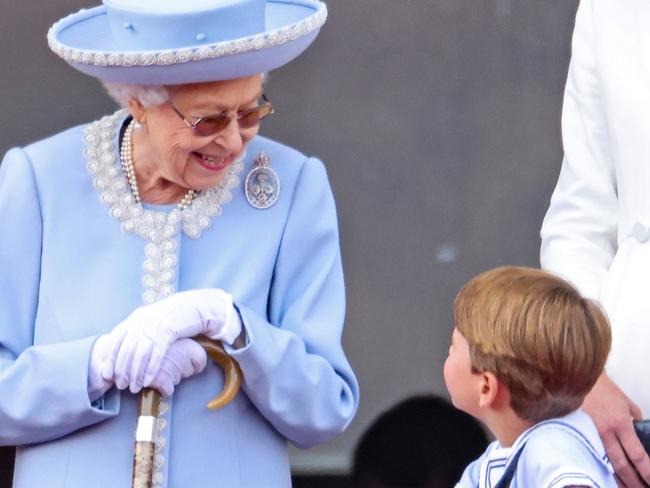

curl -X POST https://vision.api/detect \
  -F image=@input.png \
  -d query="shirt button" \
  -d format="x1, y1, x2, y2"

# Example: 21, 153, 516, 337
633, 222, 649, 243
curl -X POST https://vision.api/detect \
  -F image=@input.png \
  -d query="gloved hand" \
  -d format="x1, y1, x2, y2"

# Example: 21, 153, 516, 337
88, 334, 115, 402
90, 336, 211, 397
101, 289, 242, 392
136, 338, 207, 396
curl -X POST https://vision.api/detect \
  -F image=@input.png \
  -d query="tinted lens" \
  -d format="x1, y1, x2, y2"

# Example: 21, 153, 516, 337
238, 105, 273, 129
193, 104, 273, 136
194, 115, 231, 137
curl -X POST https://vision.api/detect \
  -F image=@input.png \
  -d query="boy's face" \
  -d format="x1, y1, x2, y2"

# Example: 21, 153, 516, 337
444, 327, 480, 416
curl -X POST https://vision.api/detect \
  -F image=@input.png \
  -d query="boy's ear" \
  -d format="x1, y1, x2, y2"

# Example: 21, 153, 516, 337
477, 371, 501, 408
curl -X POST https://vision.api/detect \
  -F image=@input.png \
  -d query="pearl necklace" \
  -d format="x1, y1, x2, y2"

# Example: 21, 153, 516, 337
120, 119, 196, 210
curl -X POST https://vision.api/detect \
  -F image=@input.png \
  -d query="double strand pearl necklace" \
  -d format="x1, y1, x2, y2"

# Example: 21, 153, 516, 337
120, 119, 196, 210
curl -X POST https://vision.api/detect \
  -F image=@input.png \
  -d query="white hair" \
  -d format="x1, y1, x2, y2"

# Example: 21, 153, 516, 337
102, 82, 170, 108
102, 73, 269, 108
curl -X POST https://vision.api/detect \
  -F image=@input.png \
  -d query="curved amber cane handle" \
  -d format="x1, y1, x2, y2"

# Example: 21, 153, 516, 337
132, 336, 243, 488
194, 334, 244, 409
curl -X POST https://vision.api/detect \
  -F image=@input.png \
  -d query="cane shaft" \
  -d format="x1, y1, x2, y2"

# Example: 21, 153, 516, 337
131, 338, 243, 488
132, 441, 156, 488
132, 389, 161, 488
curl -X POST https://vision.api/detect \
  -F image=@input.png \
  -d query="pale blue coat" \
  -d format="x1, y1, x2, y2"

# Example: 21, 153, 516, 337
0, 111, 359, 487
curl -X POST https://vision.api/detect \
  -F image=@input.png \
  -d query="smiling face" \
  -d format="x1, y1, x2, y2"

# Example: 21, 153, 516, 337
129, 75, 264, 202
443, 327, 481, 417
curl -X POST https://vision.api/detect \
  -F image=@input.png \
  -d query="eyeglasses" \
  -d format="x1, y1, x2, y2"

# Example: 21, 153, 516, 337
170, 94, 274, 137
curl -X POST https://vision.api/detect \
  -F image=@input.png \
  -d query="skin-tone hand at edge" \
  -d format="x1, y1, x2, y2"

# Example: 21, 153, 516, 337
582, 373, 650, 488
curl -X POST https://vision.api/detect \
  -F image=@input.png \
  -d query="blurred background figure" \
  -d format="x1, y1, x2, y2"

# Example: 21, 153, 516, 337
351, 396, 489, 488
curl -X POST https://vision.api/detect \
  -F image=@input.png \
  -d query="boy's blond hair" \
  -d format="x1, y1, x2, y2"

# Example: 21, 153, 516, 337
454, 266, 611, 423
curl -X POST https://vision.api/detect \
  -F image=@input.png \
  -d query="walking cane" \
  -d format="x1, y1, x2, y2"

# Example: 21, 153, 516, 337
131, 335, 243, 488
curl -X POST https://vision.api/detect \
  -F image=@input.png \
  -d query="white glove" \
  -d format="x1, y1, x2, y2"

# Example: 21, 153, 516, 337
91, 337, 210, 397
138, 338, 207, 396
101, 289, 242, 392
88, 334, 115, 402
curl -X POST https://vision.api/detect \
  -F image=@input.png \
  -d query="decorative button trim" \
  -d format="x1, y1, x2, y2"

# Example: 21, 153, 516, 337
151, 400, 169, 488
84, 109, 243, 304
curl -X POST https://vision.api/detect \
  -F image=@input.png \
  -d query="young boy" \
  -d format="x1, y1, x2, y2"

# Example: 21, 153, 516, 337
445, 266, 617, 488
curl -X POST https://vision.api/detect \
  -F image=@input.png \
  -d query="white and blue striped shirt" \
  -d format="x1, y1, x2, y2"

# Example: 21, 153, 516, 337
456, 410, 616, 488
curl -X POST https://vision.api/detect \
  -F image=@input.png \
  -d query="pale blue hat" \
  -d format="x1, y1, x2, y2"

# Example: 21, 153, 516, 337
47, 0, 327, 85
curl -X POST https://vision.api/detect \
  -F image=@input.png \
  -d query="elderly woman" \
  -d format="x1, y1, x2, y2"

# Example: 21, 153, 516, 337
0, 1, 359, 487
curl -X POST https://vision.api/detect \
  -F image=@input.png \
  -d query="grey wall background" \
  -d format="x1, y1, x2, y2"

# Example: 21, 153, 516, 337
0, 0, 579, 474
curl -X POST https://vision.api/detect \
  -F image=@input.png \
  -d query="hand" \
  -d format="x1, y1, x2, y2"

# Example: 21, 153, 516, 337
101, 289, 241, 392
582, 373, 650, 487
88, 334, 115, 402
130, 338, 207, 396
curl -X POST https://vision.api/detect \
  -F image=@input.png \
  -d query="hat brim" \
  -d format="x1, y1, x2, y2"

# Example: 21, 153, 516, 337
48, 0, 326, 85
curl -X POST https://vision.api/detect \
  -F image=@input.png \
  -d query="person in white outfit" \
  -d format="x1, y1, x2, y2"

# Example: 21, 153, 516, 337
541, 1, 650, 486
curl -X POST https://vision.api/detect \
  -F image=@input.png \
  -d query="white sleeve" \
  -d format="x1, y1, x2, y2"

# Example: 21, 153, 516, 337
540, 0, 618, 300
455, 450, 487, 487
